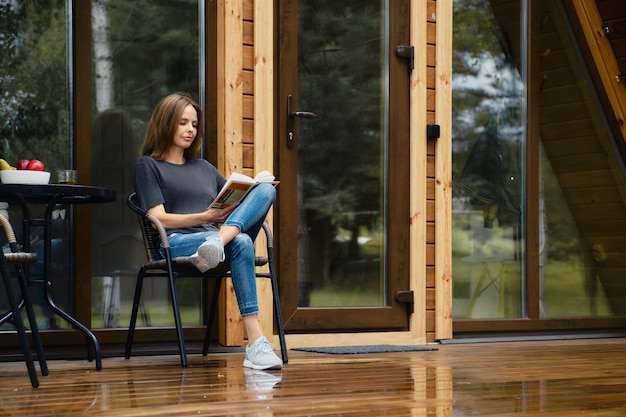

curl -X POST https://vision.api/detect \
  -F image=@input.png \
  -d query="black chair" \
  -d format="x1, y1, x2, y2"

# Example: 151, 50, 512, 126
125, 192, 287, 367
0, 214, 48, 387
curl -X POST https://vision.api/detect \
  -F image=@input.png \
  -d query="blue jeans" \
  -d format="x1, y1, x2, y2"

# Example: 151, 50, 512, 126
166, 183, 276, 316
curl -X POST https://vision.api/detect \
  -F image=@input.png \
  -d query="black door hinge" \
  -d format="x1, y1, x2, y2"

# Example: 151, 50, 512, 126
396, 45, 414, 71
395, 290, 414, 314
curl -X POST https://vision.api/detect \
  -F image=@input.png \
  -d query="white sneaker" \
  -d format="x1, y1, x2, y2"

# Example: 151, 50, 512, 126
243, 336, 283, 370
189, 234, 225, 272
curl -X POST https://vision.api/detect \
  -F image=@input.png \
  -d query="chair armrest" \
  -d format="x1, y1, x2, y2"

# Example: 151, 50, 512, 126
0, 214, 36, 262
0, 214, 16, 244
145, 213, 171, 249
261, 222, 274, 249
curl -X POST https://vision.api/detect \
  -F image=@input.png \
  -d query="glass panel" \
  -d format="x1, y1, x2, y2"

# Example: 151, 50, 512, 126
90, 0, 201, 328
538, 1, 618, 317
451, 0, 525, 319
0, 1, 72, 330
296, 1, 386, 307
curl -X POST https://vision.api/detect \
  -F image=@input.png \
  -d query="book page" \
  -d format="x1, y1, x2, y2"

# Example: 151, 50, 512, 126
208, 171, 279, 210
254, 170, 275, 182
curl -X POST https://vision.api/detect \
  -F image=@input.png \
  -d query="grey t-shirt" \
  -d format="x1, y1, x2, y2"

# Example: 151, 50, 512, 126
133, 156, 227, 235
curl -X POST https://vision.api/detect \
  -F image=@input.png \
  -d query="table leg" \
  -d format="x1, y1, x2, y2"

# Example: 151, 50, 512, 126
32, 197, 102, 370
44, 280, 101, 369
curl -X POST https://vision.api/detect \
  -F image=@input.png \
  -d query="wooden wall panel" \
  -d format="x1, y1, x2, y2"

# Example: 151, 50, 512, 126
243, 0, 253, 19
242, 119, 254, 143
243, 45, 254, 69
217, 0, 245, 346
218, 0, 274, 346
242, 70, 254, 95
243, 21, 253, 45
242, 96, 254, 124
410, 0, 431, 344
425, 0, 438, 343
252, 0, 276, 342
434, 0, 453, 341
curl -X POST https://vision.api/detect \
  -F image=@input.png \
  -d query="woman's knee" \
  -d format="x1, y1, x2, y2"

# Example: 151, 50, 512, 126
229, 233, 254, 255
254, 183, 276, 202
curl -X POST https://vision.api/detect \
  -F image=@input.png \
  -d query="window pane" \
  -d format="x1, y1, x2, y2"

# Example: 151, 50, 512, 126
538, 1, 618, 317
0, 1, 71, 330
0, 1, 70, 170
452, 0, 525, 319
296, 1, 386, 307
90, 0, 201, 329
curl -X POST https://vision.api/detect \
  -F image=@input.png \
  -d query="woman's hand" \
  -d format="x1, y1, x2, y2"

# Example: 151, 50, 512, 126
205, 203, 238, 223
147, 202, 239, 229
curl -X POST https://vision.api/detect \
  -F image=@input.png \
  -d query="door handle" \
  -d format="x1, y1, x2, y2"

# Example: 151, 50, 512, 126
287, 95, 317, 119
290, 110, 317, 118
287, 95, 317, 148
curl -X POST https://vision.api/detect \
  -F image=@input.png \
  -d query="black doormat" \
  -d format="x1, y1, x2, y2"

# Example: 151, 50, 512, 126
291, 344, 438, 355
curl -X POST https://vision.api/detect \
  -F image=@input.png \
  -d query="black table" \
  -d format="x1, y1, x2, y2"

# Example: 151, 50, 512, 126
0, 184, 116, 370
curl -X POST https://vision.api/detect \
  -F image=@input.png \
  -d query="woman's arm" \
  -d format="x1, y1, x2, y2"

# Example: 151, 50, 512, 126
147, 203, 238, 229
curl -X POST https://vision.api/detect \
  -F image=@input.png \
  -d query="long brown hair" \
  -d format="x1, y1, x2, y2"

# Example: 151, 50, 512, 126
141, 93, 204, 160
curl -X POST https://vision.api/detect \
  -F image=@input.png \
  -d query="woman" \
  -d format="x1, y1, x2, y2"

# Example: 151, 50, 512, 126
133, 93, 282, 370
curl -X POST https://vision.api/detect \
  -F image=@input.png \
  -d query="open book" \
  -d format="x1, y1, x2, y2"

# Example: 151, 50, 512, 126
208, 170, 279, 210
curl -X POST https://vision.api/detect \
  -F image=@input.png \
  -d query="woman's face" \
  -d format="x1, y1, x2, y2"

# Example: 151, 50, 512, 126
171, 104, 198, 151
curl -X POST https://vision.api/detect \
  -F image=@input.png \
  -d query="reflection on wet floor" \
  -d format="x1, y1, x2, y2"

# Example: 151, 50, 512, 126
1, 338, 625, 416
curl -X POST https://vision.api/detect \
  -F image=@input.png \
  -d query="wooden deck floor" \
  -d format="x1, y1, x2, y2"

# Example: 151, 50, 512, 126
1, 338, 626, 416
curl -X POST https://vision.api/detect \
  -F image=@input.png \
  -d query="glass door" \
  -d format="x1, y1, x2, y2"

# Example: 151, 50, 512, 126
452, 0, 626, 331
452, 0, 525, 320
278, 0, 412, 331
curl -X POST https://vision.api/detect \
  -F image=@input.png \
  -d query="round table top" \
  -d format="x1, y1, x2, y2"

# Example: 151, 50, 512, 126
0, 183, 117, 205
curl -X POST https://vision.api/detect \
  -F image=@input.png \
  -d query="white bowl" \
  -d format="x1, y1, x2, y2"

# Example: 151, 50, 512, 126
0, 170, 51, 184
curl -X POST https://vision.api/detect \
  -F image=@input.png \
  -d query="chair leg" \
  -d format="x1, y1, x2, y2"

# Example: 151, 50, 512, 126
167, 269, 188, 368
1, 261, 39, 387
268, 250, 288, 363
14, 265, 47, 376
202, 278, 222, 356
125, 269, 146, 359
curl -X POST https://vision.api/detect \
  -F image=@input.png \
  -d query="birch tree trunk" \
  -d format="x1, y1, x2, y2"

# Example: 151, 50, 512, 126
92, 0, 114, 112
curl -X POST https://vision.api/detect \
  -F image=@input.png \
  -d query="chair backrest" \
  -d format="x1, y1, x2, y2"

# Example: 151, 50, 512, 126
127, 192, 163, 263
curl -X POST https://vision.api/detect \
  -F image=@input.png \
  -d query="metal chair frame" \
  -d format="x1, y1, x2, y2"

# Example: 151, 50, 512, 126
125, 192, 287, 367
0, 214, 48, 387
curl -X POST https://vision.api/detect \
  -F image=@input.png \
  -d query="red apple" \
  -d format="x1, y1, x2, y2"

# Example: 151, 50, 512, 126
26, 159, 44, 171
16, 159, 30, 170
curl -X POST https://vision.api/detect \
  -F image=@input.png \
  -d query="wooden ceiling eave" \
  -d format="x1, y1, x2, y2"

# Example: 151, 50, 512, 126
569, 0, 626, 155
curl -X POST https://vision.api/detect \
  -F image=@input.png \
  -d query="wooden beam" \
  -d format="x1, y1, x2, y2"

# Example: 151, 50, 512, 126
254, 0, 275, 343
435, 0, 453, 340
409, 0, 429, 344
74, 0, 93, 325
571, 0, 626, 147
217, 0, 245, 346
